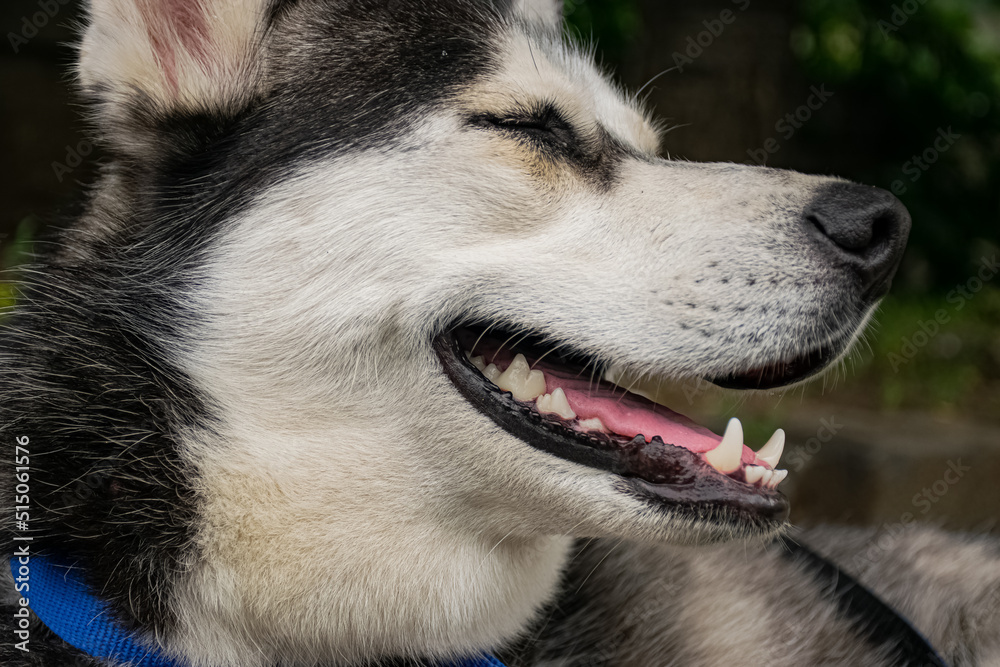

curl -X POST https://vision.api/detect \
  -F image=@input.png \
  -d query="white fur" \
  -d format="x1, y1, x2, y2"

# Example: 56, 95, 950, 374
153, 26, 870, 667
52, 2, 1000, 665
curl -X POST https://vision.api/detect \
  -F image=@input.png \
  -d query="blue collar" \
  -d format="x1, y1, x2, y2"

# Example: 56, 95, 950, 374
10, 556, 505, 667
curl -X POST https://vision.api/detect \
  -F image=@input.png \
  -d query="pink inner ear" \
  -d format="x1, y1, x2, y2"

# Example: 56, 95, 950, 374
139, 0, 212, 95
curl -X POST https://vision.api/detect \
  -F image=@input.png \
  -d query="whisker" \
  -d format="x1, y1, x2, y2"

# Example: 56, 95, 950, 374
635, 66, 679, 98
471, 322, 498, 356
530, 341, 569, 370
491, 329, 526, 365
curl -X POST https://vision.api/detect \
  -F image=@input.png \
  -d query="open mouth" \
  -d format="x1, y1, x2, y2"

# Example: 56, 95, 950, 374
432, 326, 837, 525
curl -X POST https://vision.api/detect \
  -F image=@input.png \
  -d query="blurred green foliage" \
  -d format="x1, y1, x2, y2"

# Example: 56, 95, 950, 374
566, 0, 1000, 417
569, 0, 1000, 291
1, 1, 996, 418
791, 0, 1000, 292
564, 0, 641, 64
863, 285, 1000, 419
714, 286, 1000, 423
768, 0, 1000, 410
0, 218, 35, 312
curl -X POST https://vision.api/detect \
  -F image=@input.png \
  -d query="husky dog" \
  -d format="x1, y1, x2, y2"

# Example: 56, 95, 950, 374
2, 0, 999, 665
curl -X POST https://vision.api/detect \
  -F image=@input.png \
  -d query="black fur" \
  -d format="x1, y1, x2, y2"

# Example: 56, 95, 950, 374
1, 1, 524, 664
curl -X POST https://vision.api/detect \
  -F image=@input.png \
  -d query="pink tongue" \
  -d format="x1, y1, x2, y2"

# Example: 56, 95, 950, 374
470, 338, 759, 466
544, 373, 757, 465
545, 374, 720, 452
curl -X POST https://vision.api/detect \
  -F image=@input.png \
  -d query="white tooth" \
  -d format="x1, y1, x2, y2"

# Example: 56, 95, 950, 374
495, 356, 526, 394
496, 354, 545, 401
544, 388, 575, 419
756, 429, 785, 468
769, 469, 788, 488
761, 468, 774, 486
483, 363, 501, 382
469, 355, 486, 372
744, 465, 767, 485
538, 391, 576, 419
524, 370, 546, 400
578, 417, 606, 432
704, 417, 743, 474
603, 364, 622, 385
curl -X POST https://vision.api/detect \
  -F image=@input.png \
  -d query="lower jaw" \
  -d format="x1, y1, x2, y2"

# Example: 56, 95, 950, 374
433, 329, 791, 527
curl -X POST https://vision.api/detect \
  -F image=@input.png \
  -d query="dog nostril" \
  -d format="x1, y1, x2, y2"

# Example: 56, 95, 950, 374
868, 211, 895, 254
804, 182, 912, 296
806, 211, 873, 253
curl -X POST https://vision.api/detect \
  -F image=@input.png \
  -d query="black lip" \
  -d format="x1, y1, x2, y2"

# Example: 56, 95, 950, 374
709, 343, 840, 390
434, 330, 789, 523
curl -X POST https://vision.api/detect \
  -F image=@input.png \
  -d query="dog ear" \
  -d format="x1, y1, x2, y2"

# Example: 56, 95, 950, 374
78, 0, 272, 117
510, 0, 563, 28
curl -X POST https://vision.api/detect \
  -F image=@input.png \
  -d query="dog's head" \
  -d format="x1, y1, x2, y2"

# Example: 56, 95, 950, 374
19, 0, 909, 663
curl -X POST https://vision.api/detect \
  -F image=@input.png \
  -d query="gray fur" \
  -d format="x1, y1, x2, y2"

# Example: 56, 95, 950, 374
1, 1, 998, 665
503, 528, 1000, 666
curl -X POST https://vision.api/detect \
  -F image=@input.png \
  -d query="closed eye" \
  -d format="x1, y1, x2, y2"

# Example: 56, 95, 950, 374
473, 104, 577, 150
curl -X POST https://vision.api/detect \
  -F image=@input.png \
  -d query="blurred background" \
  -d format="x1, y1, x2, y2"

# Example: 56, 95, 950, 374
2, 0, 999, 533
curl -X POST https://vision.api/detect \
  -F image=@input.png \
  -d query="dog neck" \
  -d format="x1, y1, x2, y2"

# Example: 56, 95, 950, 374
10, 555, 509, 667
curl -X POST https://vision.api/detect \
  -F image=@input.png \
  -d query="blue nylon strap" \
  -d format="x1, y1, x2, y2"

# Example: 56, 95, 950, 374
444, 657, 507, 667
9, 557, 506, 667
9, 556, 182, 666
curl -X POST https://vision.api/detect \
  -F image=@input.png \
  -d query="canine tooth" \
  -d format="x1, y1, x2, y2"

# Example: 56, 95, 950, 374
469, 355, 486, 372
744, 465, 767, 485
769, 469, 788, 488
483, 363, 501, 382
704, 417, 743, 474
549, 388, 575, 418
578, 417, 606, 432
756, 428, 785, 468
537, 388, 575, 419
496, 354, 545, 401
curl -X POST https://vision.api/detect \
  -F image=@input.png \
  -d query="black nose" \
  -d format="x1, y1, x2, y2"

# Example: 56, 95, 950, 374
804, 182, 911, 299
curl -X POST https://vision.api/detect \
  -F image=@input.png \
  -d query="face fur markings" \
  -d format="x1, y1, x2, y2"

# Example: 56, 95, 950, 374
12, 2, 998, 667
138, 6, 906, 661
459, 29, 662, 189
